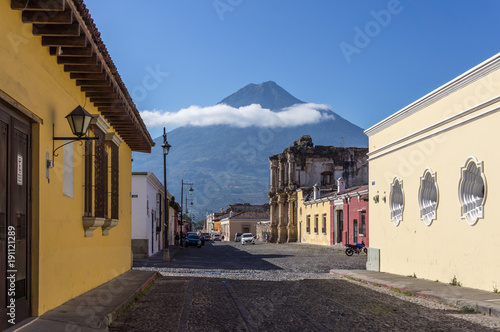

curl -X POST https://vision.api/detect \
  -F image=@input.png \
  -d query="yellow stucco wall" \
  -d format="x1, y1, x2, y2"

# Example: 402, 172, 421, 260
367, 54, 500, 292
1, 6, 133, 315
297, 191, 331, 246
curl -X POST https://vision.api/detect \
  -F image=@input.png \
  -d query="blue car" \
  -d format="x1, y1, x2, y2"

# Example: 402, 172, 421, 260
184, 234, 202, 248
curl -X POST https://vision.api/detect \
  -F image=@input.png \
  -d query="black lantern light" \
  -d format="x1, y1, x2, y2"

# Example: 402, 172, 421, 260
161, 140, 171, 156
51, 106, 99, 165
66, 106, 93, 138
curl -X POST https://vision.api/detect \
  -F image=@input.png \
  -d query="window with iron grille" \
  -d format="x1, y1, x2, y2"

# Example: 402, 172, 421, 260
353, 219, 358, 243
458, 157, 486, 225
314, 215, 318, 233
94, 127, 107, 218
84, 140, 93, 217
322, 214, 326, 234
110, 143, 119, 219
84, 125, 108, 219
361, 213, 366, 236
390, 177, 404, 226
306, 215, 310, 233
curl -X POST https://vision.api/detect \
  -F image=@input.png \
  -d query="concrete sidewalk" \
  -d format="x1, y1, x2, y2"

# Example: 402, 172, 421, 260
330, 269, 500, 318
7, 270, 158, 332
133, 244, 182, 267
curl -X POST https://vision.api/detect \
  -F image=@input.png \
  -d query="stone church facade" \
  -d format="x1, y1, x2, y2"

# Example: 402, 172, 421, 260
268, 136, 368, 243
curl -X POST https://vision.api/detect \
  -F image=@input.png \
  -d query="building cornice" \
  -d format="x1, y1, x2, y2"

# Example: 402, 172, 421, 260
105, 132, 123, 147
365, 52, 500, 137
91, 114, 110, 133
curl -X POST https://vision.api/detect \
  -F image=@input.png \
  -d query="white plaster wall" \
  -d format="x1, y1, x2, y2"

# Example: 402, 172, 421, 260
131, 175, 147, 239
146, 177, 161, 256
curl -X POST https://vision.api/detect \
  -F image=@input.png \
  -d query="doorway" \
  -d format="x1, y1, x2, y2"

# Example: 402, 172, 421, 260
336, 210, 343, 244
0, 105, 31, 329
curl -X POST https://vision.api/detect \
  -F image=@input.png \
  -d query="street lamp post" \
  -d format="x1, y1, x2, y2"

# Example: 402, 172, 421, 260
162, 128, 171, 262
179, 179, 193, 243
185, 196, 194, 232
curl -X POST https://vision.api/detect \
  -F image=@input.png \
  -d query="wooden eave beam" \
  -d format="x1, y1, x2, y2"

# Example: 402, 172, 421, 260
77, 81, 110, 88
11, 0, 65, 11
33, 22, 80, 36
95, 110, 122, 116
98, 105, 125, 111
22, 10, 73, 24
80, 86, 114, 93
50, 46, 93, 57
57, 55, 98, 65
89, 98, 116, 103
42, 36, 86, 47
93, 102, 118, 107
64, 64, 102, 73
71, 73, 107, 81
85, 92, 116, 99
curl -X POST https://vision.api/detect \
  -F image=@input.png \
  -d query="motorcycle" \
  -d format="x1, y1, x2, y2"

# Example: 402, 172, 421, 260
345, 241, 367, 256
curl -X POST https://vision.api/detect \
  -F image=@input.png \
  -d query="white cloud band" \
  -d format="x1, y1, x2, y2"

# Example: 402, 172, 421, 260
140, 103, 334, 128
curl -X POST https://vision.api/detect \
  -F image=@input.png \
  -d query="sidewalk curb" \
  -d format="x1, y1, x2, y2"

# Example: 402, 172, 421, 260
330, 270, 500, 319
330, 270, 441, 301
106, 271, 159, 327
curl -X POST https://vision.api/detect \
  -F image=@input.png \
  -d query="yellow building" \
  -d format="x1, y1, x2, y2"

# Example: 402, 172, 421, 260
365, 53, 500, 292
297, 188, 332, 246
0, 1, 154, 328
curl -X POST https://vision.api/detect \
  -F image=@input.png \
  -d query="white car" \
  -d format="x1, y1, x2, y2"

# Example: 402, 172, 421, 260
241, 233, 255, 245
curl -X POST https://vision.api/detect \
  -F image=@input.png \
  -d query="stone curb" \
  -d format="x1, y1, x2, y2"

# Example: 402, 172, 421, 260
106, 271, 159, 328
330, 270, 500, 319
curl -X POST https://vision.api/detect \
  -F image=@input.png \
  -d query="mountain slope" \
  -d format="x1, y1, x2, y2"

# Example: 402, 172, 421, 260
132, 81, 367, 220
218, 81, 304, 110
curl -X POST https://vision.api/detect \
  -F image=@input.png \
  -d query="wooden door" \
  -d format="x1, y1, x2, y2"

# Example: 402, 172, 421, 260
0, 107, 31, 329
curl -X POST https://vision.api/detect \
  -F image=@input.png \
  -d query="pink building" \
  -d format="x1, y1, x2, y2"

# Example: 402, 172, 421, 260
335, 185, 369, 247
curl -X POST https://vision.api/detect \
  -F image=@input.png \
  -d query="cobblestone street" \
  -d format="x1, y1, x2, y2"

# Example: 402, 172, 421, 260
111, 242, 500, 331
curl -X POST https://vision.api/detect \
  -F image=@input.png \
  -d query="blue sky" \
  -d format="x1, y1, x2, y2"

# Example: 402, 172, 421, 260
84, 0, 500, 139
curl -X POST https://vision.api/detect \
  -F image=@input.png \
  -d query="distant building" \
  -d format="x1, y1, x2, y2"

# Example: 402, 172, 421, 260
206, 203, 268, 235
220, 211, 270, 241
297, 179, 369, 247
336, 185, 369, 246
268, 136, 368, 243
205, 209, 225, 234
227, 203, 269, 213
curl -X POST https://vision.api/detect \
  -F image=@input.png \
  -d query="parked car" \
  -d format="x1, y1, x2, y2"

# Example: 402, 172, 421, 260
202, 233, 211, 241
185, 234, 202, 248
234, 232, 244, 242
212, 234, 221, 241
241, 233, 255, 245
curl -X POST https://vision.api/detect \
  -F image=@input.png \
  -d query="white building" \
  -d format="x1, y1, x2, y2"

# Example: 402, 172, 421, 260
132, 172, 172, 258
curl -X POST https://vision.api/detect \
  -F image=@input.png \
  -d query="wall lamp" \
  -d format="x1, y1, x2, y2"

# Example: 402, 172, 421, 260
49, 106, 98, 167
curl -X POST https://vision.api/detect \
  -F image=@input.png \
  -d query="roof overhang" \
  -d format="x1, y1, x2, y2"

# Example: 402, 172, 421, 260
11, 0, 154, 152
